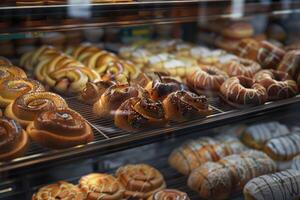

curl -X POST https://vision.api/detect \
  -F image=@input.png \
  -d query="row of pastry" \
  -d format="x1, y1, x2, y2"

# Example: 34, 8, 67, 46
169, 121, 300, 200
0, 62, 95, 161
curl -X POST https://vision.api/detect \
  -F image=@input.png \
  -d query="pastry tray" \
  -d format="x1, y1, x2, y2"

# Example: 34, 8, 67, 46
1, 95, 300, 174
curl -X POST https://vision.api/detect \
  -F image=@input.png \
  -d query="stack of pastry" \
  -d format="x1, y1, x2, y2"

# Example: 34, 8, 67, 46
81, 72, 213, 131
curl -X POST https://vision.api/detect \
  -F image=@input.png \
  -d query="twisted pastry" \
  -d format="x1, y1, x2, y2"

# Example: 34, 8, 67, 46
5, 92, 68, 127
163, 90, 212, 122
243, 169, 300, 200
99, 60, 129, 83
241, 121, 290, 150
147, 189, 190, 200
186, 66, 228, 95
79, 80, 115, 105
188, 150, 277, 200
116, 164, 166, 199
222, 58, 261, 78
70, 44, 101, 61
79, 173, 125, 200
220, 76, 268, 107
114, 96, 167, 131
27, 108, 93, 149
0, 78, 45, 108
263, 133, 300, 161
93, 84, 139, 118
32, 181, 84, 200
169, 137, 247, 175
0, 117, 29, 161
254, 69, 298, 100
0, 66, 27, 82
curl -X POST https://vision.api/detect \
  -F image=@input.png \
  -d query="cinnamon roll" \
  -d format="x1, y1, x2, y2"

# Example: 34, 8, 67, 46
79, 80, 115, 105
114, 97, 167, 131
116, 164, 166, 199
93, 84, 139, 118
79, 173, 125, 200
222, 58, 261, 78
220, 76, 268, 107
147, 189, 190, 200
254, 69, 298, 101
5, 92, 68, 127
32, 181, 85, 200
0, 66, 27, 82
27, 108, 93, 149
0, 78, 45, 108
0, 117, 29, 161
163, 90, 212, 122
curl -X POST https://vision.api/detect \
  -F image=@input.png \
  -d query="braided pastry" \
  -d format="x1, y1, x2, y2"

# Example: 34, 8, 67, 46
27, 108, 93, 149
147, 189, 190, 200
257, 41, 285, 69
186, 66, 228, 96
32, 181, 84, 200
241, 121, 290, 150
220, 76, 268, 107
222, 58, 261, 78
188, 150, 277, 200
0, 117, 29, 161
79, 173, 125, 200
0, 66, 27, 82
243, 169, 300, 200
116, 164, 166, 199
169, 137, 247, 175
93, 84, 139, 118
79, 80, 115, 105
263, 133, 300, 161
0, 78, 45, 108
5, 92, 68, 127
254, 69, 298, 100
114, 96, 167, 131
162, 90, 212, 122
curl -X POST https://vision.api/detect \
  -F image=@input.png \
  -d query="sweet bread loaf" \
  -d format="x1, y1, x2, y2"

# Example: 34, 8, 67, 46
0, 117, 29, 161
147, 189, 190, 200
263, 133, 300, 161
116, 164, 166, 199
169, 137, 246, 175
243, 169, 300, 200
79, 173, 125, 200
27, 108, 93, 149
241, 121, 290, 149
32, 181, 85, 200
188, 150, 276, 200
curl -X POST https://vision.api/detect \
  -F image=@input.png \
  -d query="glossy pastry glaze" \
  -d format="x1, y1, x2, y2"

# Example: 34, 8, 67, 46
148, 189, 190, 200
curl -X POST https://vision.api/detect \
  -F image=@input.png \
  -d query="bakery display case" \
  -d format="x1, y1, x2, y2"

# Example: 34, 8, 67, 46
1, 0, 300, 200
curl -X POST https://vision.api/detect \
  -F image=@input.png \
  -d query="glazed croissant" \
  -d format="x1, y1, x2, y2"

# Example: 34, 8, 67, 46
169, 137, 247, 175
188, 150, 277, 200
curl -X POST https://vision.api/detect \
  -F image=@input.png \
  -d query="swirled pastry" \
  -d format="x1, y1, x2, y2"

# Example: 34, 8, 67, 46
32, 181, 85, 200
188, 150, 276, 200
0, 78, 45, 108
0, 66, 27, 82
116, 164, 166, 199
93, 84, 139, 118
241, 121, 290, 150
114, 96, 167, 131
163, 90, 212, 122
147, 189, 190, 200
79, 173, 125, 200
263, 133, 300, 161
5, 92, 68, 127
169, 137, 247, 175
0, 117, 29, 161
243, 169, 300, 200
254, 69, 298, 100
222, 58, 261, 78
27, 108, 93, 149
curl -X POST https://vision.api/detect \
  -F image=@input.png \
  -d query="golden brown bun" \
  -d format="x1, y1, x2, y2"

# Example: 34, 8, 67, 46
257, 40, 285, 69
0, 117, 29, 161
147, 189, 190, 200
27, 108, 93, 149
32, 181, 84, 200
222, 22, 254, 39
5, 92, 68, 127
79, 173, 126, 200
116, 164, 166, 199
0, 66, 27, 81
